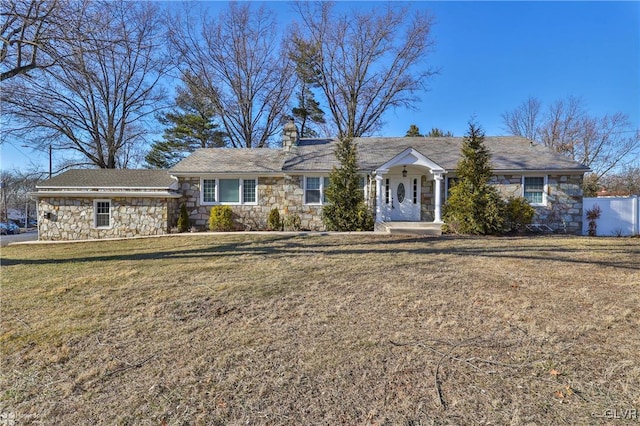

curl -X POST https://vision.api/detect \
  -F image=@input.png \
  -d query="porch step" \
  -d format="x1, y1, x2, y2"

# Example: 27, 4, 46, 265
375, 221, 443, 236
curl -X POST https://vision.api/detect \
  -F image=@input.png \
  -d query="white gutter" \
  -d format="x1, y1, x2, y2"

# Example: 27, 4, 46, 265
30, 191, 182, 199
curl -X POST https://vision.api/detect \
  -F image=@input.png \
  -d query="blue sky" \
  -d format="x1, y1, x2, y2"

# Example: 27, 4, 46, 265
1, 0, 638, 172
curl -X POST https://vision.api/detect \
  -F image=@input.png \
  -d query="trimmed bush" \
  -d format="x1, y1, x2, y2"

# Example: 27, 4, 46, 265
267, 208, 282, 231
176, 203, 190, 233
504, 197, 535, 233
208, 205, 234, 232
284, 213, 302, 231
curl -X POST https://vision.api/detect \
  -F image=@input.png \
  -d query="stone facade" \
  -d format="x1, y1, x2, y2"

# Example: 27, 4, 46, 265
420, 175, 437, 222
178, 175, 325, 231
535, 174, 584, 234
490, 173, 584, 233
35, 172, 584, 240
37, 196, 177, 241
177, 172, 584, 234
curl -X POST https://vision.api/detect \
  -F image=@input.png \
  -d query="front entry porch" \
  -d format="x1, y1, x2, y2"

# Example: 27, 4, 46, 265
373, 147, 445, 229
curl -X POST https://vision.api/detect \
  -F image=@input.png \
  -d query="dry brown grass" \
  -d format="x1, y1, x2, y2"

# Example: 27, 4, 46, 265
1, 234, 639, 425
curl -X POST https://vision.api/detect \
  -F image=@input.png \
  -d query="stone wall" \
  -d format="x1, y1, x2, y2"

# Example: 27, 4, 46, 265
490, 173, 584, 233
536, 174, 584, 234
37, 196, 176, 241
177, 172, 585, 234
178, 175, 325, 231
420, 175, 437, 222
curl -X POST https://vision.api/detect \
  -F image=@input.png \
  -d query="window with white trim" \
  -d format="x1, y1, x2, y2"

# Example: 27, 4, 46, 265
304, 176, 328, 204
523, 176, 546, 205
358, 176, 366, 201
243, 179, 256, 203
219, 179, 240, 203
305, 175, 366, 205
200, 177, 257, 205
94, 200, 111, 228
203, 179, 216, 203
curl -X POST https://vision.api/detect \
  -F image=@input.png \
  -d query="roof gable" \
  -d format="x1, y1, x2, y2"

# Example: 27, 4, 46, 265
375, 147, 445, 173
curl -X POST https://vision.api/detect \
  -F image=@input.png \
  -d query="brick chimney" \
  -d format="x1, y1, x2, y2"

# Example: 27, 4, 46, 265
282, 118, 299, 151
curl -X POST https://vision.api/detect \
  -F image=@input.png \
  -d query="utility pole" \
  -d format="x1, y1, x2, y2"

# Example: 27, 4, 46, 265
0, 181, 7, 223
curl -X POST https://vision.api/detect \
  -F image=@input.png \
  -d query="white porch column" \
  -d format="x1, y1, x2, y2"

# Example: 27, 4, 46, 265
375, 174, 384, 223
433, 172, 443, 223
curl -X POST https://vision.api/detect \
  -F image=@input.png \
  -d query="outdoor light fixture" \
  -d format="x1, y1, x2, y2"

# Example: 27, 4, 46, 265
402, 166, 408, 177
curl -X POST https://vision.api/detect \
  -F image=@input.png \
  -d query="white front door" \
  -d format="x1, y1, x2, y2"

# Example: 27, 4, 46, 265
387, 175, 421, 221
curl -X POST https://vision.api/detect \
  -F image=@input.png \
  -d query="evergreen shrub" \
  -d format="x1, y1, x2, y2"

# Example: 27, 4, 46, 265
209, 205, 234, 232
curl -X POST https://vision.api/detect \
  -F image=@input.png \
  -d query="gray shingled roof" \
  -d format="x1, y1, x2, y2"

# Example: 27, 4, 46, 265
165, 136, 589, 174
284, 136, 590, 172
170, 148, 285, 174
38, 169, 178, 189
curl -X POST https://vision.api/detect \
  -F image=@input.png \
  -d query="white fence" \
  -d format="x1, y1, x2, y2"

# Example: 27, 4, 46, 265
583, 196, 639, 236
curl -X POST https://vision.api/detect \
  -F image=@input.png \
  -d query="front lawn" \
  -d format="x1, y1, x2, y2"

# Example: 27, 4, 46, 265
1, 234, 638, 424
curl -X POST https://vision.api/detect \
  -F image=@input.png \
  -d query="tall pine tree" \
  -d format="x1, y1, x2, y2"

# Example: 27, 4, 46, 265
443, 122, 505, 234
322, 138, 374, 231
289, 35, 326, 138
145, 75, 227, 169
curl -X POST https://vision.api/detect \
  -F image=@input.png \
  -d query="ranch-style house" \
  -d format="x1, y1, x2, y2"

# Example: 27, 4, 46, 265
33, 121, 589, 240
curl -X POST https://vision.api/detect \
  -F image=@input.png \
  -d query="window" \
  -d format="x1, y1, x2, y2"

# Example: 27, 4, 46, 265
305, 177, 321, 204
200, 177, 257, 205
94, 200, 111, 228
304, 175, 365, 205
243, 179, 256, 203
413, 178, 418, 204
203, 179, 216, 203
304, 176, 331, 205
359, 176, 367, 201
523, 176, 546, 205
385, 178, 390, 204
219, 179, 240, 203
322, 177, 330, 203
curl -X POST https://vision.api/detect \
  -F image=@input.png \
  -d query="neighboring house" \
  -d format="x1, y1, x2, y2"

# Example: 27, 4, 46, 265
33, 122, 589, 241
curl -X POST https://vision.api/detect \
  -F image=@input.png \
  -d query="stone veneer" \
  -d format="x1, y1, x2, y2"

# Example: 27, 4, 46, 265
37, 196, 177, 241
491, 173, 584, 233
178, 176, 325, 231
178, 172, 585, 234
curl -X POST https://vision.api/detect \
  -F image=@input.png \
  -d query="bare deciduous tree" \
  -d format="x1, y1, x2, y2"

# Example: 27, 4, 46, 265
290, 2, 437, 138
3, 1, 168, 169
502, 96, 640, 180
501, 96, 541, 142
168, 2, 295, 148
1, 0, 58, 81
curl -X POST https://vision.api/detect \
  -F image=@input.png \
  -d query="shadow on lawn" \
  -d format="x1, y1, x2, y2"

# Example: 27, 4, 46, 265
2, 234, 639, 271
